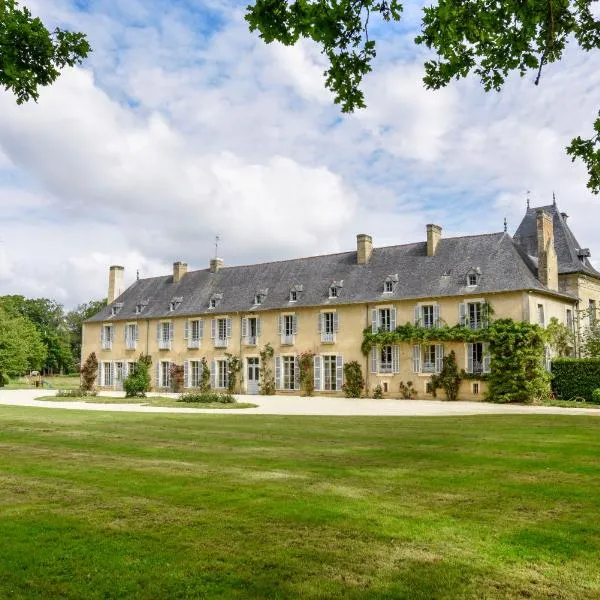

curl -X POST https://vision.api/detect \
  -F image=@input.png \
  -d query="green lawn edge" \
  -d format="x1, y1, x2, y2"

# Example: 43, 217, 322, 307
34, 395, 258, 409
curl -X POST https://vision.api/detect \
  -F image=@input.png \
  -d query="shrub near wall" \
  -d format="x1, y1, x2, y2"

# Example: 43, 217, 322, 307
551, 358, 600, 402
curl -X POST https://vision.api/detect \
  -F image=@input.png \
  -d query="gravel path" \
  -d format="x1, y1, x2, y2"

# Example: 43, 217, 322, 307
0, 389, 598, 416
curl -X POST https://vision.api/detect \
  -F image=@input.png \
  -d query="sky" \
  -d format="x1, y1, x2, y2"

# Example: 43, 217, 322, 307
0, 0, 599, 307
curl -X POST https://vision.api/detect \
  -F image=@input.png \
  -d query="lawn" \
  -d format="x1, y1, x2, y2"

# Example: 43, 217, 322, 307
0, 409, 599, 599
35, 395, 257, 409
5, 374, 81, 390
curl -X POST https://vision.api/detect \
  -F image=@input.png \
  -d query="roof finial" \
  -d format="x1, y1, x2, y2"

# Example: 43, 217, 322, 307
136, 269, 140, 281
526, 190, 530, 209
553, 191, 557, 207
503, 217, 507, 233
214, 234, 220, 259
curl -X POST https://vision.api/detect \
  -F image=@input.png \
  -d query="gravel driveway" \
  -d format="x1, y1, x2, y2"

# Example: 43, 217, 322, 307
0, 389, 598, 416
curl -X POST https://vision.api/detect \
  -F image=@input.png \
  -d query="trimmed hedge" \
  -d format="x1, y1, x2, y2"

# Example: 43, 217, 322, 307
551, 358, 600, 402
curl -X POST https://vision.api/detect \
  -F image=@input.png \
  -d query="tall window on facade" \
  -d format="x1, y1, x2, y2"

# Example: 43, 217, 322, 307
289, 290, 297, 302
384, 280, 394, 293
467, 343, 491, 374
422, 345, 437, 373
320, 311, 338, 343
461, 302, 486, 330
159, 322, 172, 349
102, 325, 113, 350
590, 300, 597, 325
244, 317, 259, 345
102, 362, 113, 386
537, 304, 545, 327
413, 344, 443, 374
216, 359, 228, 389
282, 356, 296, 390
380, 346, 393, 373
566, 309, 574, 331
217, 318, 227, 346
125, 323, 137, 350
322, 355, 338, 391
160, 361, 171, 388
280, 314, 296, 344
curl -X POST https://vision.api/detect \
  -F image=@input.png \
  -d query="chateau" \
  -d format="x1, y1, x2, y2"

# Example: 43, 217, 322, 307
83, 201, 600, 399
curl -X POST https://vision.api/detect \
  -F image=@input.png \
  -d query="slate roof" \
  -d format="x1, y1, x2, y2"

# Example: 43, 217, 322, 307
88, 231, 576, 323
513, 203, 600, 277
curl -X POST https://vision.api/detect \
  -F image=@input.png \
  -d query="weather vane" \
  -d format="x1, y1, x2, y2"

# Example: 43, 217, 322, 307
215, 234, 220, 258
504, 217, 507, 233
526, 190, 530, 209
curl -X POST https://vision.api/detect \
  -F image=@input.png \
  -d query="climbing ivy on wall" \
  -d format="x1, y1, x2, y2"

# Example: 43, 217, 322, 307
259, 343, 275, 395
362, 315, 550, 403
298, 351, 315, 396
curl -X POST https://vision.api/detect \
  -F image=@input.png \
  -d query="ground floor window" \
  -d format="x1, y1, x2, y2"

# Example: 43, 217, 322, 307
159, 361, 171, 388
102, 362, 113, 387
127, 362, 137, 376
190, 360, 202, 388
380, 346, 393, 373
467, 343, 490, 374
323, 355, 337, 391
115, 361, 125, 386
283, 356, 297, 390
215, 359, 228, 389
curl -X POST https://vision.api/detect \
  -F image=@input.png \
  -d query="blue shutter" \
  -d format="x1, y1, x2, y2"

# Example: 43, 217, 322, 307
336, 355, 344, 390
135, 324, 140, 341
390, 308, 397, 331
275, 355, 282, 390
241, 318, 248, 338
156, 322, 160, 342
435, 344, 444, 373
370, 347, 377, 374
155, 362, 160, 388
459, 303, 467, 326
483, 343, 491, 373
371, 309, 378, 333
314, 355, 322, 391
97, 362, 103, 387
292, 314, 298, 335
278, 315, 283, 335
317, 313, 322, 333
199, 319, 204, 340
226, 317, 232, 339
467, 344, 474, 373
211, 318, 216, 339
169, 322, 174, 341
256, 318, 261, 336
184, 320, 189, 340
433, 304, 440, 327
333, 312, 339, 332
412, 345, 421, 373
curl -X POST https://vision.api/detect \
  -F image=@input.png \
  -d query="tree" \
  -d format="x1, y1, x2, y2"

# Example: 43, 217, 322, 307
80, 352, 98, 392
429, 350, 462, 401
246, 0, 600, 193
546, 316, 574, 357
0, 306, 46, 383
123, 354, 152, 398
65, 299, 107, 367
583, 323, 600, 357
0, 0, 90, 104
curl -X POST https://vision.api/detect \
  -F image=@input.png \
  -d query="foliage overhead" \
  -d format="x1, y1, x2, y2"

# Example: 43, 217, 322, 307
551, 357, 600, 402
246, 0, 600, 192
0, 0, 91, 104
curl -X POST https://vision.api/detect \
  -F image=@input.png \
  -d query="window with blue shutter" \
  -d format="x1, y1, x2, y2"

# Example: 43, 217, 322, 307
392, 346, 400, 374
275, 355, 282, 389
336, 355, 344, 389
314, 355, 322, 391
412, 345, 421, 373
370, 347, 378, 374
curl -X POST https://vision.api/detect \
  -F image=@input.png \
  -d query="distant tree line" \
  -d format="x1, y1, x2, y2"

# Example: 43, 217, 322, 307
0, 295, 105, 382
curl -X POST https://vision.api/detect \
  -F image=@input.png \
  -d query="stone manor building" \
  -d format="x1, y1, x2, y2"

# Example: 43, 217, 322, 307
83, 200, 600, 399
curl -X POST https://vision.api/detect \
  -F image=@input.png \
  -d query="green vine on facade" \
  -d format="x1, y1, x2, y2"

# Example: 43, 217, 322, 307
342, 361, 365, 398
298, 350, 315, 396
225, 353, 242, 394
259, 343, 276, 395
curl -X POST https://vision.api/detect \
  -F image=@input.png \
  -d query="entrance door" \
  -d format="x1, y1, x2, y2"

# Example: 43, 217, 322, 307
247, 358, 260, 394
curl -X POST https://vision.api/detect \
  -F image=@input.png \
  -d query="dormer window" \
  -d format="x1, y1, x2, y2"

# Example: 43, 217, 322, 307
383, 274, 398, 294
169, 296, 183, 312
135, 299, 149, 314
253, 288, 268, 306
209, 293, 223, 310
111, 303, 123, 317
329, 280, 343, 299
466, 268, 481, 287
289, 284, 303, 303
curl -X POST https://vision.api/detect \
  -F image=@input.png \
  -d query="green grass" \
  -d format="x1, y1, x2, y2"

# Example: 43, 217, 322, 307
542, 399, 600, 409
0, 409, 599, 599
34, 395, 257, 409
5, 374, 81, 390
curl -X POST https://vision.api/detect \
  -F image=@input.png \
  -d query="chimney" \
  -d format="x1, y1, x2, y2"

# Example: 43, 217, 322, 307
426, 224, 442, 256
210, 257, 224, 273
108, 265, 124, 303
173, 261, 187, 283
356, 234, 373, 265
536, 209, 558, 290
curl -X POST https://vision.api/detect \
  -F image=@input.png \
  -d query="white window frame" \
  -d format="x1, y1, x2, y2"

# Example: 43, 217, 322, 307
460, 300, 487, 330
329, 286, 338, 299
379, 346, 393, 374
289, 290, 297, 303
212, 317, 231, 348
466, 342, 491, 375
102, 361, 114, 387
537, 303, 545, 327
158, 360, 171, 388
384, 280, 394, 294
280, 313, 296, 345
319, 311, 338, 343
243, 316, 260, 346
125, 323, 138, 350
189, 360, 202, 388
282, 355, 298, 391
566, 308, 574, 332
101, 325, 113, 350
186, 318, 203, 349
371, 306, 396, 333
158, 321, 172, 350
467, 273, 478, 287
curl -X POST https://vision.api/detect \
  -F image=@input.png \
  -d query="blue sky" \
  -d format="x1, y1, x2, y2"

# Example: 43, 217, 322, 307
0, 0, 598, 306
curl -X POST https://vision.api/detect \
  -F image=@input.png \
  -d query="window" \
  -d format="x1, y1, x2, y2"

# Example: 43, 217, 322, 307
159, 361, 171, 388
187, 319, 203, 349
125, 323, 138, 350
209, 298, 217, 309
472, 382, 480, 395
282, 356, 297, 390
289, 290, 297, 302
423, 345, 437, 373
380, 346, 393, 373
215, 359, 228, 389
537, 304, 545, 327
320, 311, 338, 343
468, 273, 478, 286
169, 302, 176, 312
461, 302, 486, 329
128, 362, 137, 376
254, 294, 262, 305
214, 317, 229, 347
102, 362, 113, 387
382, 381, 389, 393
384, 280, 394, 293
413, 344, 443, 374
566, 309, 574, 331
416, 304, 437, 328
322, 355, 338, 391
329, 286, 338, 299
590, 300, 597, 325
467, 342, 490, 374
280, 314, 296, 344
135, 305, 142, 315
158, 322, 172, 350
191, 319, 201, 340
244, 317, 259, 345
189, 360, 202, 388
115, 362, 125, 387
379, 309, 392, 331
101, 325, 113, 350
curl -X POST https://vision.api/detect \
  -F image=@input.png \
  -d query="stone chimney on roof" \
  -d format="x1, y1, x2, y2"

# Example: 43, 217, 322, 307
536, 209, 558, 290
210, 257, 224, 273
173, 261, 187, 283
426, 224, 442, 256
356, 234, 373, 264
108, 265, 124, 304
